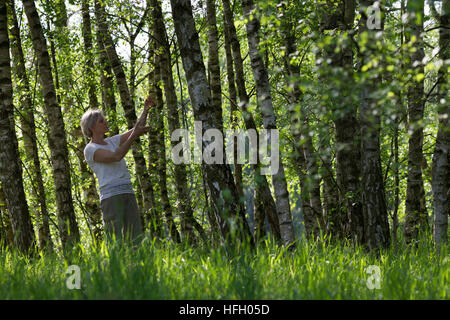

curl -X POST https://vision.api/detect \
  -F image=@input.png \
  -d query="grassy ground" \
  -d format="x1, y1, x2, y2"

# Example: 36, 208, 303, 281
0, 234, 448, 299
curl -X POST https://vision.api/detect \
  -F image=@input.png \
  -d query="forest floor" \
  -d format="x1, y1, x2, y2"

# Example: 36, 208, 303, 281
0, 233, 448, 299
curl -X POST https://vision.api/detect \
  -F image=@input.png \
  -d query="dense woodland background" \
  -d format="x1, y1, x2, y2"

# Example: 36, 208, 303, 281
0, 0, 448, 256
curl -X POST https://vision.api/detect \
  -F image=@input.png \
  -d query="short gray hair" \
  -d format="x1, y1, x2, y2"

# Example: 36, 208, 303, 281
80, 109, 104, 138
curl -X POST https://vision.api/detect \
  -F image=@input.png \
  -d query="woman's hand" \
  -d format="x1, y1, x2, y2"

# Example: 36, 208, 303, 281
135, 95, 155, 128
144, 95, 156, 110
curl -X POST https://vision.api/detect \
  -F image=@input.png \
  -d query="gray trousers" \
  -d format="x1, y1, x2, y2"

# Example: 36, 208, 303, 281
100, 193, 143, 244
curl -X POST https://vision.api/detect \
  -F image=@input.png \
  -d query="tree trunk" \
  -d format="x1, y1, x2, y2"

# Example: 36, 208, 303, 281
319, 131, 342, 238
393, 104, 400, 244
223, 12, 244, 203
169, 0, 253, 245
320, 0, 363, 243
358, 0, 390, 250
223, 2, 266, 241
96, 22, 118, 135
7, 0, 53, 251
253, 182, 266, 241
431, 0, 449, 248
81, 0, 98, 111
47, 2, 103, 244
146, 30, 163, 235
222, 0, 281, 242
72, 125, 103, 242
292, 140, 316, 240
0, 1, 36, 254
202, 168, 221, 244
150, 0, 206, 243
206, 0, 223, 132
150, 37, 181, 243
94, 0, 161, 236
23, 0, 80, 249
241, 0, 295, 247
280, 5, 324, 239
404, 0, 429, 243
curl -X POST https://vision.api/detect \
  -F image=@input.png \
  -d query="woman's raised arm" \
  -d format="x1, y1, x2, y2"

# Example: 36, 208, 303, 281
95, 121, 150, 163
119, 95, 155, 146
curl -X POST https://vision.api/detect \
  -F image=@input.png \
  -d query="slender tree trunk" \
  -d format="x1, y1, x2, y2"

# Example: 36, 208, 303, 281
81, 0, 98, 111
7, 0, 53, 251
223, 14, 244, 203
23, 0, 80, 249
431, 0, 449, 248
150, 0, 206, 243
223, 1, 266, 240
222, 0, 281, 242
253, 182, 266, 241
146, 29, 163, 233
206, 0, 223, 131
280, 5, 324, 239
393, 115, 400, 243
241, 0, 295, 247
72, 125, 103, 242
169, 0, 253, 245
202, 169, 221, 244
96, 24, 118, 135
286, 76, 320, 240
334, 5, 363, 244
95, 0, 161, 236
391, 0, 407, 244
47, 2, 103, 244
150, 38, 181, 243
315, 8, 344, 240
319, 131, 342, 238
292, 140, 316, 240
358, 0, 390, 250
134, 166, 145, 227
404, 0, 429, 243
0, 2, 36, 254
129, 41, 137, 104
320, 0, 363, 243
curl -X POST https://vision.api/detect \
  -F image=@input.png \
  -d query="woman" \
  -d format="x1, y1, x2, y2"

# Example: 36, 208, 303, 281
81, 95, 154, 243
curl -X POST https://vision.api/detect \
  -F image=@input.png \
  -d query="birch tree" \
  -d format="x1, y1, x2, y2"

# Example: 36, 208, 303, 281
23, 0, 80, 248
7, 0, 53, 250
222, 0, 281, 242
169, 0, 253, 245
81, 0, 98, 111
358, 0, 390, 250
404, 0, 428, 243
431, 0, 449, 247
150, 34, 181, 243
0, 0, 36, 253
206, 0, 223, 131
150, 0, 206, 243
280, 3, 325, 239
241, 0, 296, 246
319, 0, 363, 243
45, 0, 103, 243
222, 9, 244, 204
96, 14, 118, 135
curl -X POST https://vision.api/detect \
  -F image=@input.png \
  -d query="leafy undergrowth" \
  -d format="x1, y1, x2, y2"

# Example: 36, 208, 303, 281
0, 234, 448, 299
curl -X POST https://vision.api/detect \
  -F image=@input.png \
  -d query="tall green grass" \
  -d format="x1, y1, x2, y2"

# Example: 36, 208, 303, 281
0, 234, 448, 299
